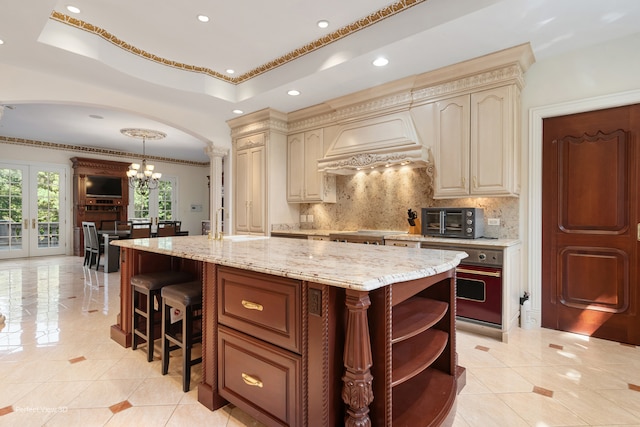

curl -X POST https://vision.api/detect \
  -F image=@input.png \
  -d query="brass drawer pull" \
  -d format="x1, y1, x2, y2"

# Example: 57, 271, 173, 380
241, 300, 264, 311
242, 373, 264, 388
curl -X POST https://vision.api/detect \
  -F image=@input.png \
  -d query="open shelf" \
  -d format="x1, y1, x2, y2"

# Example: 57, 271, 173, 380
392, 367, 457, 427
391, 328, 448, 387
392, 296, 448, 344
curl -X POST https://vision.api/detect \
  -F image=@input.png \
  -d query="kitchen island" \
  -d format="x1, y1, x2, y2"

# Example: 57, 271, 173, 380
110, 235, 467, 426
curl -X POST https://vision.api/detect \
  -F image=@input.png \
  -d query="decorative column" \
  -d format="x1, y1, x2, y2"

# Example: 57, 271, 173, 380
205, 145, 228, 233
342, 289, 374, 427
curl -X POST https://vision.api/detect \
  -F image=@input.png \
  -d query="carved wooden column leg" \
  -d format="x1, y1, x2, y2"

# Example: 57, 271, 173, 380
342, 289, 374, 427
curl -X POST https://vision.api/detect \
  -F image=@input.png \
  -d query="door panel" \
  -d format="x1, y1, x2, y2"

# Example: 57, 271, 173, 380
0, 163, 67, 259
542, 104, 640, 345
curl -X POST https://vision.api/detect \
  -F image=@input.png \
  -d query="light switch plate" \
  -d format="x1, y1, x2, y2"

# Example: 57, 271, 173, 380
300, 215, 307, 223
307, 215, 314, 222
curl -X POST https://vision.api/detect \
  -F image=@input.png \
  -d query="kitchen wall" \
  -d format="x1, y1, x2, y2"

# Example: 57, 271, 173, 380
293, 167, 519, 239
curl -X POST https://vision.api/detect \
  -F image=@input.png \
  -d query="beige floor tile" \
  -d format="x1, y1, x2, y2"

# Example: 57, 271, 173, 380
67, 379, 143, 409
166, 403, 231, 426
553, 390, 640, 425
0, 406, 55, 426
0, 381, 40, 408
48, 358, 120, 382
456, 394, 529, 427
596, 388, 640, 419
103, 405, 174, 426
457, 345, 506, 369
13, 380, 92, 411
127, 377, 187, 406
458, 370, 493, 395
44, 407, 114, 427
470, 367, 534, 393
498, 391, 588, 426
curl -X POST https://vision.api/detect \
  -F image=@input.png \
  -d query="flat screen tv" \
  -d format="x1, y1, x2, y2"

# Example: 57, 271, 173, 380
85, 175, 122, 198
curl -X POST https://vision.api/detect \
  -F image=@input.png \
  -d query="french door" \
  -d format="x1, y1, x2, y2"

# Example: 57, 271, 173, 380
128, 177, 176, 231
0, 162, 68, 259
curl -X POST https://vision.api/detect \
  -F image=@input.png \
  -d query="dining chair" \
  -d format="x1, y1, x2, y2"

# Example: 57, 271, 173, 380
99, 220, 116, 232
157, 221, 176, 237
81, 222, 93, 266
115, 220, 133, 238
130, 222, 152, 238
84, 222, 103, 270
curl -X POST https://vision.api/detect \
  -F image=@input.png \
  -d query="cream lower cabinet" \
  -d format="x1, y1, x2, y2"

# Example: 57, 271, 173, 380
430, 85, 520, 198
234, 138, 265, 234
287, 129, 335, 203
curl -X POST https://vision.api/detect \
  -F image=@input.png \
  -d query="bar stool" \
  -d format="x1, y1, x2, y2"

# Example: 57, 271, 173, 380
131, 270, 194, 362
161, 280, 203, 392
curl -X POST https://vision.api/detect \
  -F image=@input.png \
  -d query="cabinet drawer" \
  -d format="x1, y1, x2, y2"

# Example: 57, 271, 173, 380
218, 326, 301, 427
218, 267, 301, 352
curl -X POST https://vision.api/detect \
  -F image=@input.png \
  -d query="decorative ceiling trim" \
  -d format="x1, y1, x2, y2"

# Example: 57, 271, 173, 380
49, 0, 426, 84
0, 135, 209, 166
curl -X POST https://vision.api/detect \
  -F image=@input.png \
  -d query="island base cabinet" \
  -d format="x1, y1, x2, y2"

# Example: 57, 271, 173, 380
368, 270, 459, 426
218, 326, 302, 427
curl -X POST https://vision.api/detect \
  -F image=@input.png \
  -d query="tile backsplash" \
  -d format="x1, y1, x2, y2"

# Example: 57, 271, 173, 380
296, 167, 519, 239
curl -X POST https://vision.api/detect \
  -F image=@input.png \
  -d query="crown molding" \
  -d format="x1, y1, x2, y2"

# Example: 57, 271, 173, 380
0, 135, 209, 167
50, 0, 426, 84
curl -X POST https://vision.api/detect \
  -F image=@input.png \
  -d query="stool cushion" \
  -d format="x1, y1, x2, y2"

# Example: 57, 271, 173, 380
161, 281, 203, 307
131, 270, 194, 291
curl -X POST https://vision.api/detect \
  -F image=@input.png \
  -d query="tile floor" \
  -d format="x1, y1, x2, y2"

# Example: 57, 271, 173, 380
0, 256, 638, 426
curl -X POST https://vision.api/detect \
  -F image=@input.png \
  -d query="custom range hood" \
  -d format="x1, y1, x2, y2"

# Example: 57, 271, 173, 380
317, 111, 428, 175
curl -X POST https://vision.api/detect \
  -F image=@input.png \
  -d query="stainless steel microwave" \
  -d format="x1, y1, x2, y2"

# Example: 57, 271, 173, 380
421, 208, 484, 239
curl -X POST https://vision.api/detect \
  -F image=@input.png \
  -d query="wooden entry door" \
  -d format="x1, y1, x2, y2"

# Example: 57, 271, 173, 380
542, 104, 640, 345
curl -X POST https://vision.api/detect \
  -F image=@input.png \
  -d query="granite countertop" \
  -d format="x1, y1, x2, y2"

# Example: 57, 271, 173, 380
112, 235, 467, 292
271, 229, 520, 248
385, 234, 521, 248
270, 229, 339, 237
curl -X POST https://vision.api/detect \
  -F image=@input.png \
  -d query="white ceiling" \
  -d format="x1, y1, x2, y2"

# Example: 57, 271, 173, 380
1, 0, 639, 163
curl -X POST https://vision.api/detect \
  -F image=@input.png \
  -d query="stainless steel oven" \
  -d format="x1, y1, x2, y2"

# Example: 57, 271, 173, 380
421, 244, 503, 327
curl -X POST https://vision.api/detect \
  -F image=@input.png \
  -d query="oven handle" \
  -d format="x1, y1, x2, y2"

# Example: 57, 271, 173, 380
457, 267, 501, 278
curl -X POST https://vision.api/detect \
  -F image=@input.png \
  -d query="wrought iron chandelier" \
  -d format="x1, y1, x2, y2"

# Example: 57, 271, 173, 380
121, 128, 166, 196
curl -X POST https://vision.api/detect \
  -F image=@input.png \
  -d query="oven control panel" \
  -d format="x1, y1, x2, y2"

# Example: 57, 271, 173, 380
420, 244, 503, 267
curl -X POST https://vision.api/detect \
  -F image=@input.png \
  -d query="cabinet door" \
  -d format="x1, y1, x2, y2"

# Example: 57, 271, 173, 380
287, 133, 304, 202
235, 146, 265, 234
235, 149, 250, 232
471, 86, 516, 195
303, 129, 324, 201
433, 95, 470, 198
248, 146, 265, 233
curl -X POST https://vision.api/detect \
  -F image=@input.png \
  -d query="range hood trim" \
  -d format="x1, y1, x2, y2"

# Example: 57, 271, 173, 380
318, 111, 429, 175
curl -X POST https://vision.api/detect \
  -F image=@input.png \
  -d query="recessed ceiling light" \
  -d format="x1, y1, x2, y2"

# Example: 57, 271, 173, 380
66, 5, 80, 14
317, 20, 329, 29
232, 109, 243, 115
197, 15, 209, 23
372, 57, 389, 67
226, 69, 235, 74
287, 90, 301, 96
0, 39, 4, 45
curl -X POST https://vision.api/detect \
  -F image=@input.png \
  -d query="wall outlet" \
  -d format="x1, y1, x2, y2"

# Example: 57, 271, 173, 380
488, 218, 500, 226
300, 215, 307, 223
307, 215, 314, 222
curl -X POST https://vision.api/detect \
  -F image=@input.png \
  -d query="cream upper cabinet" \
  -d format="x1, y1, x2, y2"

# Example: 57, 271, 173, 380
431, 94, 470, 198
287, 129, 336, 203
431, 85, 520, 199
234, 134, 265, 234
